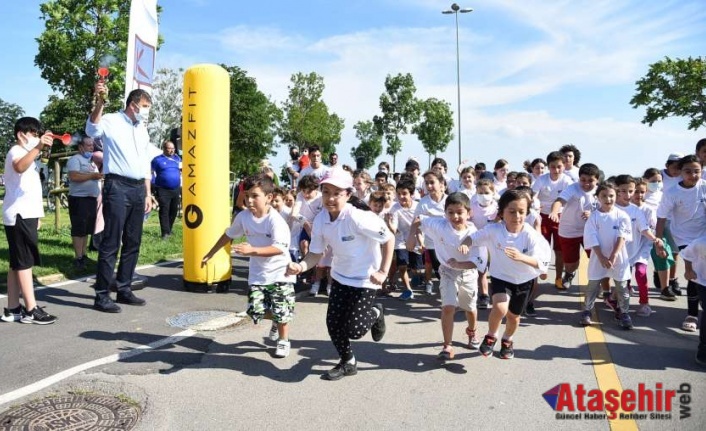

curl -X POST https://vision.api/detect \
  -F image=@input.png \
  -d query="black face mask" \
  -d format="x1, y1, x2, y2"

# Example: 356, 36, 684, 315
291, 153, 299, 159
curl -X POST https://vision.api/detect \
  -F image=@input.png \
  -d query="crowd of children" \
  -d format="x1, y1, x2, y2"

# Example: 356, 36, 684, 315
5, 134, 706, 376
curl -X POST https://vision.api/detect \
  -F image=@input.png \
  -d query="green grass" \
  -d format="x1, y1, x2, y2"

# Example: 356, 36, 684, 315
0, 206, 184, 293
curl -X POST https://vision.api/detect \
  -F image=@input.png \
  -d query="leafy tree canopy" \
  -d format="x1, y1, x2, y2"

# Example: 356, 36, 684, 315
630, 56, 706, 130
223, 64, 282, 177
277, 72, 344, 157
375, 73, 421, 171
350, 120, 383, 170
412, 97, 454, 158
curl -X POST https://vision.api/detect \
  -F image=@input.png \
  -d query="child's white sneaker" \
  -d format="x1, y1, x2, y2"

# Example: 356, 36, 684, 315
275, 339, 291, 358
636, 304, 652, 317
309, 282, 320, 296
268, 323, 279, 341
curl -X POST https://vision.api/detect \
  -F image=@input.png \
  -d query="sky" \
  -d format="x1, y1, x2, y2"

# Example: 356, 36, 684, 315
1, 0, 705, 178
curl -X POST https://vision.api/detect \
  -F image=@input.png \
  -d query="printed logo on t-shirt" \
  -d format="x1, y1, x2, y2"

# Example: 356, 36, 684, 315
342, 235, 354, 242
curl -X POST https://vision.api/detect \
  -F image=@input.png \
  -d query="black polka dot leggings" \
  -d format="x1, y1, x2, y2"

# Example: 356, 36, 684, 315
326, 280, 378, 363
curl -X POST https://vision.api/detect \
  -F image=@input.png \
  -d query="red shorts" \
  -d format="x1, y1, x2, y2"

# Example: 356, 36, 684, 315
559, 235, 590, 264
540, 213, 561, 251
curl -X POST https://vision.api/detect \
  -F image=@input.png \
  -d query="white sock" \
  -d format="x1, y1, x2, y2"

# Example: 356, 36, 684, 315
373, 307, 381, 318
346, 356, 356, 365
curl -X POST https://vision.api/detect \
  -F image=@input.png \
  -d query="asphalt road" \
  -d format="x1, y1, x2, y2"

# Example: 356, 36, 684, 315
0, 257, 704, 430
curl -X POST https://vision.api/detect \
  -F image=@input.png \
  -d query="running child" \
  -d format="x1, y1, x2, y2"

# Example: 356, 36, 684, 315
549, 163, 600, 290
532, 151, 574, 289
641, 168, 677, 297
201, 174, 295, 358
411, 192, 487, 360
290, 175, 326, 294
470, 178, 498, 309
408, 170, 447, 295
459, 189, 551, 359
386, 180, 422, 300
580, 182, 634, 329
656, 155, 706, 333
448, 166, 476, 199
618, 176, 668, 317
286, 169, 394, 380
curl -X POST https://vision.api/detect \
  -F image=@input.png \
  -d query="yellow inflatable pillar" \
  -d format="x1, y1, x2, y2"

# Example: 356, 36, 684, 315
182, 64, 232, 292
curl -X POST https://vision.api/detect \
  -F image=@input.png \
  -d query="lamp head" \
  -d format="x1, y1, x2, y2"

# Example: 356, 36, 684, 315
451, 3, 460, 11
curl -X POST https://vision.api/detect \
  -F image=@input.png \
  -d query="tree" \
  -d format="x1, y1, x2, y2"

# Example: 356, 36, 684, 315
412, 98, 454, 158
350, 120, 383, 170
375, 73, 421, 171
148, 68, 183, 145
0, 98, 25, 172
35, 0, 162, 134
277, 72, 344, 157
630, 56, 706, 130
223, 65, 282, 177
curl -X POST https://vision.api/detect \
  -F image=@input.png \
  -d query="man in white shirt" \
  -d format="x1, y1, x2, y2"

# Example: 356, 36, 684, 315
298, 145, 330, 184
85, 83, 154, 313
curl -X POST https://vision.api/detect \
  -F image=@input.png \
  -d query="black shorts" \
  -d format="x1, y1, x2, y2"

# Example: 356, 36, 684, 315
68, 195, 98, 236
4, 215, 40, 270
490, 276, 533, 316
395, 249, 422, 269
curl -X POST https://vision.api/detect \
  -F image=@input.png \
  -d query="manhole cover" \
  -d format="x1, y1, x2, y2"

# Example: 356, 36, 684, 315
0, 394, 140, 430
166, 310, 242, 330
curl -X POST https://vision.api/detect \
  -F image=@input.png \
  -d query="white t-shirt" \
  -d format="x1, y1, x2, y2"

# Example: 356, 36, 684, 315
656, 179, 706, 247
526, 210, 541, 230
680, 236, 706, 286
583, 207, 632, 281
470, 222, 551, 284
532, 173, 574, 214
310, 204, 394, 289
388, 202, 419, 250
447, 180, 475, 198
565, 166, 580, 182
2, 145, 44, 226
493, 178, 507, 195
279, 206, 302, 252
294, 192, 323, 223
631, 203, 657, 265
225, 207, 295, 285
644, 190, 662, 212
617, 203, 651, 266
470, 198, 498, 230
298, 165, 330, 184
661, 169, 681, 192
421, 217, 486, 273
558, 182, 597, 238
413, 194, 447, 249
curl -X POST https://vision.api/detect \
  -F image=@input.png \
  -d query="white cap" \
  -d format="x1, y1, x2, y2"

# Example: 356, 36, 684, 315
320, 168, 353, 190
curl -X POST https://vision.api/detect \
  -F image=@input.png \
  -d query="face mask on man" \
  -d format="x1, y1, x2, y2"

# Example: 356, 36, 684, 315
82, 151, 93, 160
133, 105, 150, 123
646, 182, 662, 193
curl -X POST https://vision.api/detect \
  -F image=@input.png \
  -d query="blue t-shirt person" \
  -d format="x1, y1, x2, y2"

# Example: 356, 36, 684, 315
151, 153, 181, 189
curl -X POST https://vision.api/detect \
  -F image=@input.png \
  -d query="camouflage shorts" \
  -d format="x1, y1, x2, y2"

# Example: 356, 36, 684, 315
247, 282, 295, 324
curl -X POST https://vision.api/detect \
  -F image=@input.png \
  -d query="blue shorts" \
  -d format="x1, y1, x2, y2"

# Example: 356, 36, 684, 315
395, 249, 422, 269
298, 229, 311, 244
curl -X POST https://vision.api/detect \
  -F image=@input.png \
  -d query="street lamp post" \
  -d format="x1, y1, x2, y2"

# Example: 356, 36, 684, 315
442, 3, 473, 166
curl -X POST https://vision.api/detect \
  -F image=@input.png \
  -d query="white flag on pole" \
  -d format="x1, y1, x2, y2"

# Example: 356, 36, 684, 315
124, 0, 158, 101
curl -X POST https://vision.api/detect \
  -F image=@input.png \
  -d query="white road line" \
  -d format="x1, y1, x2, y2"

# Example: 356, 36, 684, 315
0, 328, 196, 407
